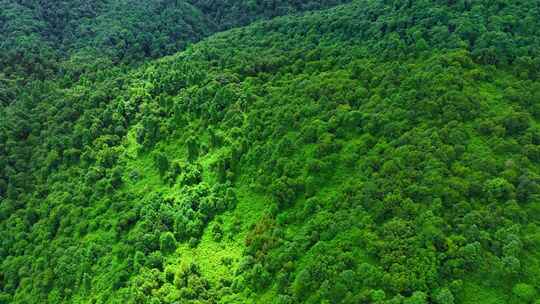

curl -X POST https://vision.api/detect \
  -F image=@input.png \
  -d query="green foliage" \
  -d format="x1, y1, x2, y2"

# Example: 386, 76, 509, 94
160, 232, 177, 253
434, 288, 455, 304
3, 0, 540, 303
404, 292, 428, 304
152, 151, 170, 176
186, 136, 200, 161
0, 0, 350, 105
512, 283, 537, 303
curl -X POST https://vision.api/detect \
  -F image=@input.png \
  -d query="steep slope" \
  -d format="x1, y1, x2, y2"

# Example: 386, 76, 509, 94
0, 0, 351, 101
2, 0, 540, 303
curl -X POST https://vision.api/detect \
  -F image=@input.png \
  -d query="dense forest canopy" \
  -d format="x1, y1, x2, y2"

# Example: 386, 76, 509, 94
2, 0, 540, 303
0, 0, 350, 92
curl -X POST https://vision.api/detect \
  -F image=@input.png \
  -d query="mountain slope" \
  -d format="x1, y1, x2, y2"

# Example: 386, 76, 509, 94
2, 0, 540, 303
0, 0, 351, 99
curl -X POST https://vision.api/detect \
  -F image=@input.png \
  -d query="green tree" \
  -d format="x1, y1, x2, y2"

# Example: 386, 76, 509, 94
187, 136, 199, 161
153, 151, 170, 176
404, 291, 427, 304
512, 283, 537, 303
434, 288, 454, 304
160, 232, 176, 253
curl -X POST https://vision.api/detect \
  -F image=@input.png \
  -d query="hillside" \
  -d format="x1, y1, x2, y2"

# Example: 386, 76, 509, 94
0, 0, 349, 104
2, 0, 540, 303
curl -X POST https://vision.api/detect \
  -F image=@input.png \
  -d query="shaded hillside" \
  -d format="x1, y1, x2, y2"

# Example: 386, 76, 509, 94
0, 0, 351, 96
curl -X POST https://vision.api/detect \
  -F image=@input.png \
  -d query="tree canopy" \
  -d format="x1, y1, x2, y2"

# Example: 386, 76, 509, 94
1, 0, 540, 303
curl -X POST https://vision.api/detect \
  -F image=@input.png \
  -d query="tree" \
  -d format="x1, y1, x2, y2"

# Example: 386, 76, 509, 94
485, 178, 514, 202
160, 232, 176, 253
186, 136, 199, 161
371, 289, 386, 302
503, 112, 530, 135
404, 291, 427, 304
134, 251, 146, 269
146, 251, 164, 270
502, 256, 521, 276
165, 161, 182, 184
434, 288, 454, 304
212, 223, 223, 242
292, 268, 312, 298
512, 283, 536, 303
153, 151, 170, 176
270, 176, 300, 209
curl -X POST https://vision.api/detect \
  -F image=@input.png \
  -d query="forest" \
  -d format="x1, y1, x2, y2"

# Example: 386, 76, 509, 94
1, 0, 540, 303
